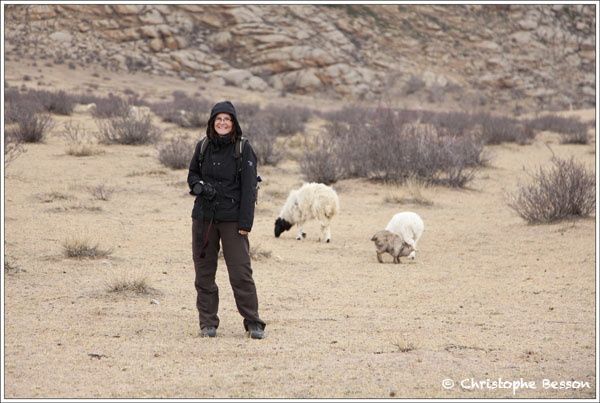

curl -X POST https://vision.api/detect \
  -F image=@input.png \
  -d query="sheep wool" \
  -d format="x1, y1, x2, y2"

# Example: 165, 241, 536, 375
385, 212, 424, 259
275, 182, 339, 242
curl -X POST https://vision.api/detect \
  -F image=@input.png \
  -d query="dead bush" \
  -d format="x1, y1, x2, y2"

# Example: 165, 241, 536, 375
63, 238, 113, 259
150, 92, 210, 128
4, 135, 26, 167
62, 121, 102, 156
508, 157, 596, 223
37, 90, 75, 115
476, 113, 534, 145
96, 115, 161, 145
89, 94, 130, 118
246, 117, 283, 166
6, 106, 54, 143
404, 75, 425, 95
526, 115, 589, 144
300, 135, 344, 185
235, 101, 262, 121
259, 105, 312, 136
157, 135, 195, 169
89, 184, 115, 201
107, 278, 152, 295
319, 108, 483, 187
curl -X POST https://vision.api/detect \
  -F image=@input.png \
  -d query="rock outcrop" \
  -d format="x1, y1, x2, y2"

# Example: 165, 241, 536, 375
4, 4, 595, 111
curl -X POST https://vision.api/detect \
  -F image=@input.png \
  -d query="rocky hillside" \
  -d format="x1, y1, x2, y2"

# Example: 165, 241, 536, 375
4, 4, 596, 112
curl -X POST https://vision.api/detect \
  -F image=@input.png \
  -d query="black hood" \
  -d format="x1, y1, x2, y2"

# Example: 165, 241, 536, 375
206, 101, 243, 140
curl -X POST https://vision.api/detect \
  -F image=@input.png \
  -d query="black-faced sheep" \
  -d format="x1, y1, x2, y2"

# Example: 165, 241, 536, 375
274, 182, 339, 243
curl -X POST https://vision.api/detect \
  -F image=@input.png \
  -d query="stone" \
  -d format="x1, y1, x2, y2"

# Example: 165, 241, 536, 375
112, 5, 143, 15
49, 31, 72, 43
140, 8, 164, 25
149, 38, 164, 52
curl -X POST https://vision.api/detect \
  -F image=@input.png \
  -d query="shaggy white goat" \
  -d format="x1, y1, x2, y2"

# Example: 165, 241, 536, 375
384, 211, 424, 259
274, 182, 339, 242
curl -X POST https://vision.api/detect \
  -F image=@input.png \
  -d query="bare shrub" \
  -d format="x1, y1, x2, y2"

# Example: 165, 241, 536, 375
7, 88, 76, 116
259, 105, 312, 136
300, 135, 344, 185
63, 238, 113, 259
526, 115, 589, 144
157, 135, 195, 169
404, 75, 425, 95
317, 106, 484, 187
476, 113, 533, 145
508, 157, 595, 223
90, 94, 130, 118
150, 92, 210, 128
235, 101, 261, 121
4, 135, 26, 167
246, 117, 282, 166
89, 184, 115, 201
37, 90, 75, 115
6, 106, 54, 143
62, 121, 102, 156
107, 278, 152, 295
97, 115, 161, 145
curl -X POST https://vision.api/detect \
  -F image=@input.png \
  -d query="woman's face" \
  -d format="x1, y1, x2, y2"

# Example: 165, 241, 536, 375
214, 113, 233, 136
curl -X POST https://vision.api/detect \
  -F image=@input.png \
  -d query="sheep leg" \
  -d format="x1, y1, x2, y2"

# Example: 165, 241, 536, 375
321, 223, 331, 243
376, 252, 383, 263
296, 224, 305, 240
393, 255, 400, 264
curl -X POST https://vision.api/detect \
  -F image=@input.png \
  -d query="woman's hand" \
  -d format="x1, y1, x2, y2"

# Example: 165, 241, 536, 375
238, 230, 249, 236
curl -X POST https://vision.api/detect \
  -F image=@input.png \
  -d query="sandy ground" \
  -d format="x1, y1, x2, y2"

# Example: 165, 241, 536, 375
2, 62, 598, 399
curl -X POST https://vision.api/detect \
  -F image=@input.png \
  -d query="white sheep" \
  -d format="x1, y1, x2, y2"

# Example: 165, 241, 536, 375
274, 182, 339, 243
384, 211, 424, 259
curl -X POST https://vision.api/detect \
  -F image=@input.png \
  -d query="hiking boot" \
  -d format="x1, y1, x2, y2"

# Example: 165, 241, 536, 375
200, 326, 217, 338
246, 323, 265, 340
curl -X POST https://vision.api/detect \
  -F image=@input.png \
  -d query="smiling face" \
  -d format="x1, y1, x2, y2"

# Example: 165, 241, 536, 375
214, 113, 233, 136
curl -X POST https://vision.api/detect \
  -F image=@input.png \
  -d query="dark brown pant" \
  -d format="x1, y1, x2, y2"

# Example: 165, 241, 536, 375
192, 219, 265, 331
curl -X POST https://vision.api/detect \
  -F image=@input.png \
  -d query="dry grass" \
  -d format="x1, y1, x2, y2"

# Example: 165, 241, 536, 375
4, 258, 23, 274
37, 191, 73, 203
89, 184, 115, 201
249, 244, 273, 260
62, 121, 103, 157
62, 238, 113, 259
384, 178, 433, 206
106, 277, 153, 295
391, 339, 416, 353
126, 169, 168, 177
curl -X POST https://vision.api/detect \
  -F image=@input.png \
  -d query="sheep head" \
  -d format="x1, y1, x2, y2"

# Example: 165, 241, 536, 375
274, 217, 293, 238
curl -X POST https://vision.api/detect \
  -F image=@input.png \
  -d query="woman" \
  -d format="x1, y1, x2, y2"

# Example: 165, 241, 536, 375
187, 100, 266, 339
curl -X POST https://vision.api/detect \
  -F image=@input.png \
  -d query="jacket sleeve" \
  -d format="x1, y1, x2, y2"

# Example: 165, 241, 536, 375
238, 141, 257, 232
187, 141, 203, 195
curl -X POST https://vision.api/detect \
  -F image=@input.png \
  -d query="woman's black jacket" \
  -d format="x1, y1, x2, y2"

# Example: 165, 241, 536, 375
187, 137, 257, 232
